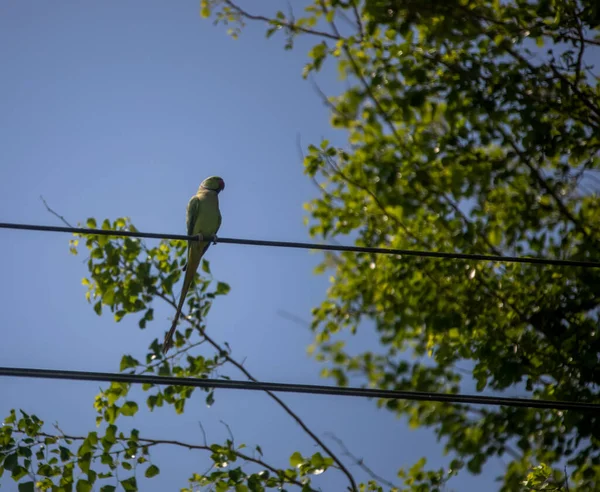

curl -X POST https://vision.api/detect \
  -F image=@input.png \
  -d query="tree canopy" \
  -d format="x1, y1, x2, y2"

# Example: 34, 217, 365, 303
203, 0, 600, 489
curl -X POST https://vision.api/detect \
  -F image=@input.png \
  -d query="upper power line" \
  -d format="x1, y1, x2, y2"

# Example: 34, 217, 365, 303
2, 366, 599, 412
1, 221, 599, 268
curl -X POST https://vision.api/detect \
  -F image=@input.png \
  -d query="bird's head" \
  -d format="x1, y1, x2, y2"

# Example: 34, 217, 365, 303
200, 176, 225, 194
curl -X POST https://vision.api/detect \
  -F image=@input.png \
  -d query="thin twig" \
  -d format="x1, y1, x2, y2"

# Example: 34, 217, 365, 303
138, 340, 207, 375
198, 421, 208, 447
220, 420, 235, 444
325, 432, 399, 489
351, 1, 364, 40
40, 195, 74, 228
222, 0, 340, 41
277, 309, 311, 329
572, 4, 586, 86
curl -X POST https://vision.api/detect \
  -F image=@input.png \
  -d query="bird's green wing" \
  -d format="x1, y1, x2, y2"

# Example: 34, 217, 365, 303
186, 194, 213, 258
186, 195, 202, 236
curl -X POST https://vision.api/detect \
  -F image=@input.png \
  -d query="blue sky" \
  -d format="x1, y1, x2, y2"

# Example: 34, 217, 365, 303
0, 1, 506, 490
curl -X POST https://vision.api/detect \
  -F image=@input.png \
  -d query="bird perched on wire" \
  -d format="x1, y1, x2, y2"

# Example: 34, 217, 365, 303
163, 176, 225, 354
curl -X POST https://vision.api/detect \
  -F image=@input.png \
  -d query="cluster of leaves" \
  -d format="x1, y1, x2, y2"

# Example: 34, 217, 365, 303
0, 409, 158, 492
1, 218, 328, 491
203, 0, 600, 490
0, 409, 317, 491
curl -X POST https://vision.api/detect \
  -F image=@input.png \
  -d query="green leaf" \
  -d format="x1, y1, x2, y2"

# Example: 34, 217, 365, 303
76, 479, 93, 492
120, 355, 139, 371
215, 281, 231, 295
120, 477, 137, 491
145, 464, 160, 478
289, 451, 304, 468
11, 465, 28, 480
3, 453, 17, 471
18, 482, 34, 492
59, 446, 71, 462
93, 301, 102, 316
200, 1, 210, 18
310, 452, 325, 468
120, 401, 139, 417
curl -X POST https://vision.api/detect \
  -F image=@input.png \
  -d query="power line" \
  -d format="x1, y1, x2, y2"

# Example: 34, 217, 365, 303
1, 366, 598, 412
1, 221, 599, 268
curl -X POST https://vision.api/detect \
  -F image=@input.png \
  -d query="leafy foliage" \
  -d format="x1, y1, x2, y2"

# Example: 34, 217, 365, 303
202, 0, 600, 490
0, 218, 332, 491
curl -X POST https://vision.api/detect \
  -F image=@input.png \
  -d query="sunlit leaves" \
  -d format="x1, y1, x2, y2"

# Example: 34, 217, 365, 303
2, 406, 325, 491
0, 210, 255, 490
203, 0, 600, 489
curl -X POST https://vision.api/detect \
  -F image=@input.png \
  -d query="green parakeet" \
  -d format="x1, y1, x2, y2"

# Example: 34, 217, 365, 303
163, 176, 225, 354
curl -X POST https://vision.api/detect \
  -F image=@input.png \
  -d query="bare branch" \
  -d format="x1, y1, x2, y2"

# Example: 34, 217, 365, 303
326, 432, 399, 489
220, 419, 235, 444
351, 1, 364, 40
221, 0, 340, 41
138, 340, 207, 374
573, 5, 586, 86
198, 421, 208, 447
501, 41, 600, 124
40, 195, 74, 228
564, 34, 600, 47
277, 309, 311, 329
184, 311, 358, 491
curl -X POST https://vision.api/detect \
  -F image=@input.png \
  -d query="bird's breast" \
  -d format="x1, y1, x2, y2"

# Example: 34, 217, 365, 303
195, 193, 221, 236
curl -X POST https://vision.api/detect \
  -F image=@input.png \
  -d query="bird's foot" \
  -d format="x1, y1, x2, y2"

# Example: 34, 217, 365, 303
212, 234, 218, 245
194, 233, 204, 242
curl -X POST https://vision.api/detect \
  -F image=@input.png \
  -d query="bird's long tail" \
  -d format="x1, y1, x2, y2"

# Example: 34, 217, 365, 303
162, 245, 204, 354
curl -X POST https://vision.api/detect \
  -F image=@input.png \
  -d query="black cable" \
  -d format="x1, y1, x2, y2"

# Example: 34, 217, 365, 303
1, 366, 598, 411
1, 222, 599, 268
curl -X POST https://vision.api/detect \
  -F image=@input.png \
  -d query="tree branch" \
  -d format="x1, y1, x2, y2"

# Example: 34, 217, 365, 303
501, 42, 600, 125
150, 268, 357, 490
12, 429, 313, 490
497, 126, 598, 243
179, 308, 358, 491
40, 196, 75, 228
221, 0, 340, 41
325, 432, 399, 489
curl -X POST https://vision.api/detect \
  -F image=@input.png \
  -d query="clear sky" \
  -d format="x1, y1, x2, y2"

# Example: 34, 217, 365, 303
0, 1, 505, 490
